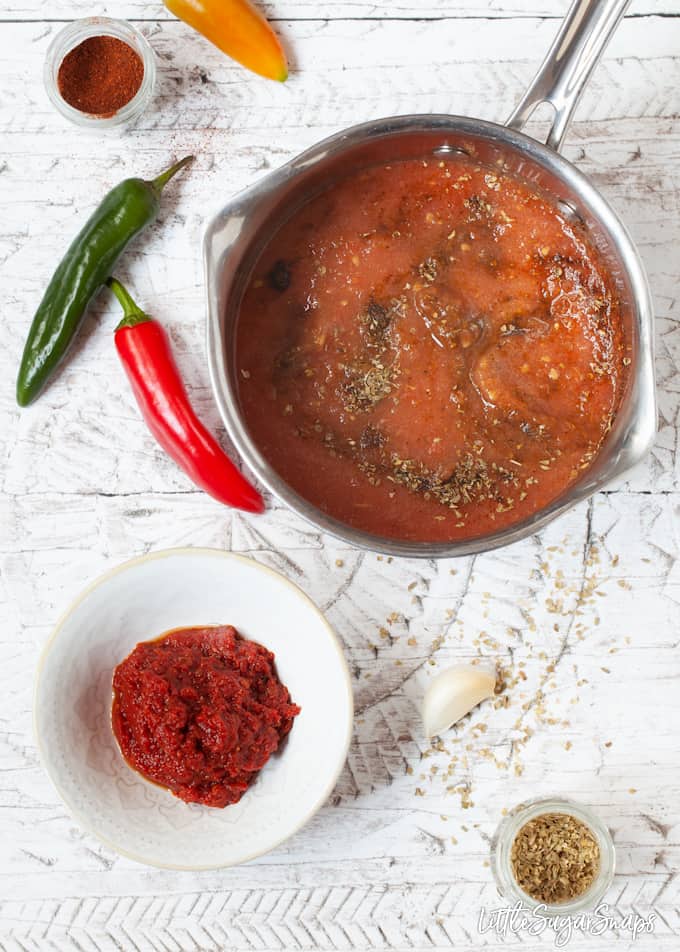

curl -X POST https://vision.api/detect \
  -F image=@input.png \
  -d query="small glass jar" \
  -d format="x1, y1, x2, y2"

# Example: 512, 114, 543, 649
44, 17, 156, 132
491, 796, 616, 916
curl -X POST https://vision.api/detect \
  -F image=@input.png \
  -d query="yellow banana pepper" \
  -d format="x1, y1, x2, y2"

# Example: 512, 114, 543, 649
165, 0, 288, 82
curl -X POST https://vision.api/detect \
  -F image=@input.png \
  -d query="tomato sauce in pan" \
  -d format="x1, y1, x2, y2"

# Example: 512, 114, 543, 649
236, 155, 629, 542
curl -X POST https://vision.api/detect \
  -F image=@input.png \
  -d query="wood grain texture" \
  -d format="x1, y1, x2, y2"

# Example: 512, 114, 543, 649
2, 0, 678, 22
1, 0, 679, 949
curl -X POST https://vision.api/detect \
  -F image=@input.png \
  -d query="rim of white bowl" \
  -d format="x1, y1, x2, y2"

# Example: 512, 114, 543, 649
33, 546, 355, 870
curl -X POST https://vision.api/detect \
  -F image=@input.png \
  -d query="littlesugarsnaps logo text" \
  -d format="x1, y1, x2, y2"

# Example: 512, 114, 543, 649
477, 902, 656, 947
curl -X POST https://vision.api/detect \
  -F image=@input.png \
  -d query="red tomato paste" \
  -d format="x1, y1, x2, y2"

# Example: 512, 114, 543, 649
236, 155, 630, 542
112, 625, 300, 808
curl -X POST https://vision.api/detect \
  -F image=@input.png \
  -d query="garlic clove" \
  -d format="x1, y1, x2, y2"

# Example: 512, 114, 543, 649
422, 663, 496, 738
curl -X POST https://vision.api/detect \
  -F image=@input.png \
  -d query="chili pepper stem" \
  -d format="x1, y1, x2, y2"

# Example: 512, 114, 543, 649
151, 155, 194, 194
106, 277, 150, 329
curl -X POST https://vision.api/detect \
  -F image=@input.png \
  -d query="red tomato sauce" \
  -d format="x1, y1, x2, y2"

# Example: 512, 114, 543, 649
112, 625, 300, 808
236, 155, 630, 542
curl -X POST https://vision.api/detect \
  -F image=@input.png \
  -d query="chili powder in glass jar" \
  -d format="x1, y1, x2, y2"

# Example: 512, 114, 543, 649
57, 34, 144, 117
44, 18, 156, 129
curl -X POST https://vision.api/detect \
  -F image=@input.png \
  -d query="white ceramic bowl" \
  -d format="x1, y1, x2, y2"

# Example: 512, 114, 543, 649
34, 548, 353, 869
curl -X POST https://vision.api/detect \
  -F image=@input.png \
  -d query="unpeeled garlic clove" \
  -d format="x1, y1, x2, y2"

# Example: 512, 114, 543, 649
422, 663, 496, 738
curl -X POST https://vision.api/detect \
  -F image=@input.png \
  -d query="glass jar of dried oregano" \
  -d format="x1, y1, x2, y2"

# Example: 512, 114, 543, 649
491, 797, 615, 915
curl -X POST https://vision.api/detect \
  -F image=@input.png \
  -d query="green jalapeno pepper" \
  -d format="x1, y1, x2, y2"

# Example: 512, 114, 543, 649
16, 155, 193, 407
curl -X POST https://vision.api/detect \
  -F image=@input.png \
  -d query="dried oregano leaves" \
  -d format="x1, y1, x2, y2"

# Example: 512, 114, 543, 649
510, 812, 600, 904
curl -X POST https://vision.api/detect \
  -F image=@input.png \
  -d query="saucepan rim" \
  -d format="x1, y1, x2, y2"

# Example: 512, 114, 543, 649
204, 112, 655, 558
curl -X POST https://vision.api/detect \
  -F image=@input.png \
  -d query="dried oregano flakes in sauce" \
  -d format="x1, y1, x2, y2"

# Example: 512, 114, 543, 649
236, 155, 631, 543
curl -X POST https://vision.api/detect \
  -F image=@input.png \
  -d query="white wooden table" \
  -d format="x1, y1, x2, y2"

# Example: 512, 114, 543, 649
1, 1, 679, 949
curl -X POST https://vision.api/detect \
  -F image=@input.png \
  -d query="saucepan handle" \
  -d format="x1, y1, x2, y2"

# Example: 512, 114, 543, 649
506, 0, 631, 152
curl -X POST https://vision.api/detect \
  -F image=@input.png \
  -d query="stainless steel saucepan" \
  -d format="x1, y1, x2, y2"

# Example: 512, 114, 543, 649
204, 0, 655, 558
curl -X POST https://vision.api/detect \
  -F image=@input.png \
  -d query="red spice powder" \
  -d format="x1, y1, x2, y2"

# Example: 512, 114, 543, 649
57, 35, 144, 117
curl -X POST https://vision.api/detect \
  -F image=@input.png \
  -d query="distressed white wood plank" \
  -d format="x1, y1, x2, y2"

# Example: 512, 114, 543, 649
1, 18, 679, 139
2, 0, 677, 22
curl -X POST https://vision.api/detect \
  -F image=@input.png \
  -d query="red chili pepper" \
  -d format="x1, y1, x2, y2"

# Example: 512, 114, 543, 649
107, 277, 264, 514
